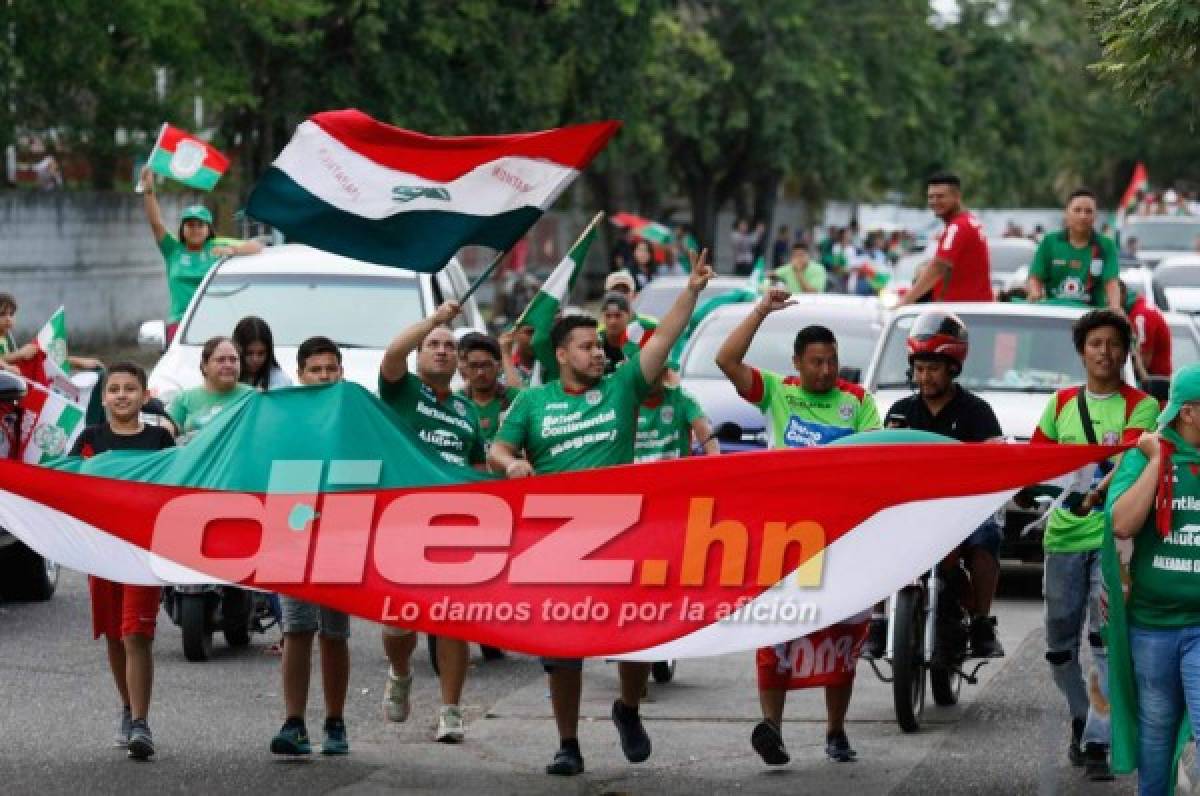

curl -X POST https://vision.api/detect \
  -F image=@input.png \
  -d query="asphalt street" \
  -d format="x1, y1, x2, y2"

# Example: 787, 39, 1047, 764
0, 568, 1141, 795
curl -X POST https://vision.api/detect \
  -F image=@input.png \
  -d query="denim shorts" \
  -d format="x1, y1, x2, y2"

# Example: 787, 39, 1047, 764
280, 596, 350, 639
962, 518, 1003, 559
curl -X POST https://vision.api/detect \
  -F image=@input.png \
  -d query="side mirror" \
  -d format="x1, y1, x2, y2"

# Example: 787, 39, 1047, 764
0, 370, 27, 404
839, 366, 862, 384
138, 320, 166, 353
1141, 375, 1171, 403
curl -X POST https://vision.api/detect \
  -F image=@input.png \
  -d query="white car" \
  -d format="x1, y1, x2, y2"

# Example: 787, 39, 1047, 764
140, 244, 486, 404
1122, 216, 1200, 268
864, 302, 1138, 562
1149, 254, 1200, 314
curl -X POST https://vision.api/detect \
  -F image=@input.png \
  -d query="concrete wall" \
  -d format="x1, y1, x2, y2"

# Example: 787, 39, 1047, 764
0, 191, 199, 346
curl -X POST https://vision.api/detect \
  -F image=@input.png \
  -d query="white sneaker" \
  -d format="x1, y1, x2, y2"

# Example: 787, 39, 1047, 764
383, 669, 412, 723
436, 705, 465, 743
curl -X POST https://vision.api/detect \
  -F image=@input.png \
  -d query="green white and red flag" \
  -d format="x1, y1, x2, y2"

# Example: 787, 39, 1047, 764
15, 378, 85, 465
1117, 161, 1149, 225
146, 124, 229, 191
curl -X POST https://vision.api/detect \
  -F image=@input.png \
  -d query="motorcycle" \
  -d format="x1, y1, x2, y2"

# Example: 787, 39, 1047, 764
161, 583, 279, 662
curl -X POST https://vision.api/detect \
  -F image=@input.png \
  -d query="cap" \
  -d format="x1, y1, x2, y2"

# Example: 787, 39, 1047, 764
181, 205, 213, 225
1158, 363, 1200, 428
601, 291, 631, 313
605, 271, 636, 292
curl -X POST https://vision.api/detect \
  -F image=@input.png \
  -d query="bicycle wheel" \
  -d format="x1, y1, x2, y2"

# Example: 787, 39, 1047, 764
891, 586, 927, 733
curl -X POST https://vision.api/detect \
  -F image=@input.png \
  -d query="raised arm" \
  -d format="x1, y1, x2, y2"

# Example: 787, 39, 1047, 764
498, 330, 526, 388
138, 167, 168, 242
639, 249, 714, 383
379, 301, 459, 382
714, 287, 794, 394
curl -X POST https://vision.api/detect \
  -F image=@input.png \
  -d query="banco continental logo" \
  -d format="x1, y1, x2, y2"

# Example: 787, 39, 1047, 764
392, 185, 451, 203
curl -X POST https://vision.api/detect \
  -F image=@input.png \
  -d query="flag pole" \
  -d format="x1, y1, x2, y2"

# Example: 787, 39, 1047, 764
134, 123, 167, 195
509, 211, 606, 330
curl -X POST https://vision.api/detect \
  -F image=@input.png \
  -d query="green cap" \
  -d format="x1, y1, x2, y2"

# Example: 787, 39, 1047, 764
1158, 363, 1200, 428
181, 205, 213, 225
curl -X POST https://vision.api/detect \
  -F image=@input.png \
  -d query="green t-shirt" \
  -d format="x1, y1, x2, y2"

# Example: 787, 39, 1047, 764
158, 234, 240, 324
167, 383, 254, 439
496, 353, 652, 473
634, 386, 705, 463
1029, 230, 1120, 307
379, 371, 484, 468
1107, 433, 1200, 628
1033, 385, 1158, 552
771, 262, 827, 294
742, 368, 880, 448
456, 386, 521, 447
0, 333, 14, 357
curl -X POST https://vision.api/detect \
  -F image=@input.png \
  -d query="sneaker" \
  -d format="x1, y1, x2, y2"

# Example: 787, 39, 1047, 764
321, 717, 349, 756
611, 699, 652, 763
480, 645, 506, 661
751, 720, 790, 766
436, 705, 466, 743
825, 730, 857, 763
1068, 718, 1086, 766
127, 719, 154, 760
864, 617, 887, 660
383, 669, 412, 723
114, 706, 133, 748
271, 719, 312, 756
1085, 743, 1114, 781
968, 616, 1005, 658
545, 743, 585, 776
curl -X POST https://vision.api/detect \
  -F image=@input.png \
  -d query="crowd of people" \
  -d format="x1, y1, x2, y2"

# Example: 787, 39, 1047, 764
4, 166, 1200, 794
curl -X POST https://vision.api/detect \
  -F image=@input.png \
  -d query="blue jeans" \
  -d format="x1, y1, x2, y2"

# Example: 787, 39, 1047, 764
1044, 550, 1109, 745
1130, 624, 1200, 796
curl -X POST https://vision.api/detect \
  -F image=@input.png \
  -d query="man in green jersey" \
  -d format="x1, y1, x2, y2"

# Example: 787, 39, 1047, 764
489, 251, 715, 777
634, 368, 718, 463
770, 243, 827, 294
377, 301, 485, 744
1031, 309, 1157, 780
600, 292, 657, 373
456, 332, 520, 449
1026, 189, 1121, 310
716, 287, 880, 766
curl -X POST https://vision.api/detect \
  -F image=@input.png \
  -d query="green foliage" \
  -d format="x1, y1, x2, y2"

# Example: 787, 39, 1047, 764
1086, 0, 1200, 107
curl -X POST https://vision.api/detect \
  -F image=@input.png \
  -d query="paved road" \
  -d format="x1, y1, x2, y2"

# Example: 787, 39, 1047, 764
0, 569, 1136, 794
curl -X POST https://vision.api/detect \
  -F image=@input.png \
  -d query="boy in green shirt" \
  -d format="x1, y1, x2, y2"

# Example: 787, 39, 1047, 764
1027, 188, 1121, 309
770, 244, 827, 294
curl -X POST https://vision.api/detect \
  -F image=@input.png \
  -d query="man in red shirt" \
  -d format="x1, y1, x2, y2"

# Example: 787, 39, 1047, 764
899, 173, 993, 305
1121, 280, 1171, 378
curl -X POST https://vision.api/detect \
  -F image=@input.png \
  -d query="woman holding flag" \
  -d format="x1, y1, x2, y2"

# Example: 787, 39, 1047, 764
138, 166, 261, 343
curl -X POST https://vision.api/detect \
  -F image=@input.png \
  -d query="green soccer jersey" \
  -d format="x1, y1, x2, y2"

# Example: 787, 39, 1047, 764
158, 234, 242, 324
379, 371, 484, 468
167, 383, 255, 440
740, 368, 880, 449
1033, 384, 1157, 552
634, 386, 706, 463
456, 386, 521, 447
1108, 429, 1200, 628
495, 353, 651, 474
1029, 230, 1120, 307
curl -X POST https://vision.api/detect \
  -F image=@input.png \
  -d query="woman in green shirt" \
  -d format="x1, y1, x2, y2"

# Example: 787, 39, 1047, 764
166, 336, 254, 442
139, 167, 262, 342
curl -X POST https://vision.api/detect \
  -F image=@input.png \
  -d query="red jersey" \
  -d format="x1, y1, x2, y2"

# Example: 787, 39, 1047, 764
932, 211, 992, 302
1129, 295, 1172, 376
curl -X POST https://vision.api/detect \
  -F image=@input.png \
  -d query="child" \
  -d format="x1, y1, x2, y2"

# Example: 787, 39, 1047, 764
70, 363, 174, 760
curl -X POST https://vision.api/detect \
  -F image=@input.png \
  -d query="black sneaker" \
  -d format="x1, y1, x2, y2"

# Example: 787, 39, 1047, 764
271, 718, 312, 756
825, 730, 857, 763
751, 720, 790, 765
864, 618, 887, 660
1068, 719, 1086, 766
545, 743, 584, 776
611, 699, 652, 763
127, 719, 154, 760
480, 645, 506, 661
1085, 743, 1114, 781
968, 616, 1005, 658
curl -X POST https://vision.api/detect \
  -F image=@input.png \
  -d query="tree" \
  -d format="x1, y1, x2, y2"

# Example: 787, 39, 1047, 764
1086, 0, 1200, 108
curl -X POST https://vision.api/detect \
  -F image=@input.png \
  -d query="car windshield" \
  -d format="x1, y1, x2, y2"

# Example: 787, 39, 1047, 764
1155, 266, 1200, 288
183, 273, 424, 348
634, 280, 745, 319
874, 313, 1086, 392
682, 309, 881, 379
989, 242, 1035, 275
1171, 320, 1200, 366
1124, 220, 1200, 252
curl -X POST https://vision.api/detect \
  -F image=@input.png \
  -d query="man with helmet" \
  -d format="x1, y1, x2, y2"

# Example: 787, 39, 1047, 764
876, 310, 1006, 660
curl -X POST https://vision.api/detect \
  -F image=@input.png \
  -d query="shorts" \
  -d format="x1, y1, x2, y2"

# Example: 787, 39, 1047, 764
280, 595, 350, 640
381, 625, 415, 638
756, 621, 868, 691
541, 657, 584, 674
89, 576, 160, 640
962, 518, 1003, 560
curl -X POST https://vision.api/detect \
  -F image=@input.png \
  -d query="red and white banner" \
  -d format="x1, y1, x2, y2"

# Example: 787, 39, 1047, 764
0, 442, 1116, 659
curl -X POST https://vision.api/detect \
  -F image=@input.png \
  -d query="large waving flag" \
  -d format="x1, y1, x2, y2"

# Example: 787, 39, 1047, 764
246, 110, 620, 270
0, 384, 1118, 659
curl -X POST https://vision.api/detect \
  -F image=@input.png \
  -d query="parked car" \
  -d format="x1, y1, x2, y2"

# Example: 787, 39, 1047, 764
140, 244, 486, 403
1121, 266, 1170, 311
1148, 255, 1200, 315
1166, 311, 1200, 370
864, 302, 1138, 563
678, 295, 886, 451
632, 275, 748, 320
1122, 216, 1200, 268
